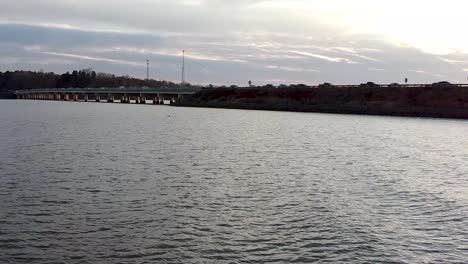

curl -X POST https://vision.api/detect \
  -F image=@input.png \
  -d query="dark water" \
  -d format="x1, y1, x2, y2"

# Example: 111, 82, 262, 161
0, 100, 467, 263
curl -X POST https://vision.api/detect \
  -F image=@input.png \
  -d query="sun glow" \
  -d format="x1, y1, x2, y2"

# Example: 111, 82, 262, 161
257, 0, 468, 55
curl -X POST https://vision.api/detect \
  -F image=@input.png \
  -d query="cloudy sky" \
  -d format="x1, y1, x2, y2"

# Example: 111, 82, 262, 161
1, 0, 468, 85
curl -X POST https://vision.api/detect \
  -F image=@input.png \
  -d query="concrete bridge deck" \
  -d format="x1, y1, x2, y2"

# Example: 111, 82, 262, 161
15, 87, 202, 104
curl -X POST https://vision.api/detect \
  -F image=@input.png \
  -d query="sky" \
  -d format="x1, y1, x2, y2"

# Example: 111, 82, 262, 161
1, 0, 468, 85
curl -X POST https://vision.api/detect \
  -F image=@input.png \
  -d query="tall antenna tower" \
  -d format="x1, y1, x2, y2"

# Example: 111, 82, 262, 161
146, 59, 149, 82
181, 50, 185, 85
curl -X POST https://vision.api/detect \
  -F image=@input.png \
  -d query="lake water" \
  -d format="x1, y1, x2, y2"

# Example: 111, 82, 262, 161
0, 100, 467, 263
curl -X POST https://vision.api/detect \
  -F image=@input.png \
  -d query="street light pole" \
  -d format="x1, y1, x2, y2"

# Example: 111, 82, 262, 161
146, 59, 149, 82
181, 50, 185, 86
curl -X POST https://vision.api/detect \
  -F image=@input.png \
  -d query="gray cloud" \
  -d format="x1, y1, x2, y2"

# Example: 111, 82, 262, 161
0, 0, 466, 85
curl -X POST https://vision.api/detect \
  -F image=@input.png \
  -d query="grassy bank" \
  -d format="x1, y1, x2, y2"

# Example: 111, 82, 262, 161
174, 84, 468, 119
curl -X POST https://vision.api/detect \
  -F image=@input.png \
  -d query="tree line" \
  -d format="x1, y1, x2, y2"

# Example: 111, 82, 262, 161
0, 69, 185, 92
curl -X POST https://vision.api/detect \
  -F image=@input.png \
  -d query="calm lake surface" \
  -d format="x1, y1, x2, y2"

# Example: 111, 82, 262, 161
0, 100, 467, 263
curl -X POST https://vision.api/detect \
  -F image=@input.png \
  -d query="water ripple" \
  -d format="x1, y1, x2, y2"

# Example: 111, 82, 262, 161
0, 101, 467, 263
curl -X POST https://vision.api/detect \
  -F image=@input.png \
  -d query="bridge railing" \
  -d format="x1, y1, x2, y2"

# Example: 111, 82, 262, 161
15, 87, 203, 94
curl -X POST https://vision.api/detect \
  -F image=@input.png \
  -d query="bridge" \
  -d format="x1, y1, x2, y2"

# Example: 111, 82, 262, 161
14, 87, 202, 104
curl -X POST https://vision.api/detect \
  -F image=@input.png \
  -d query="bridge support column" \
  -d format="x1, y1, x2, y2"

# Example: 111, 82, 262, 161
96, 95, 100, 102
84, 95, 88, 102
107, 94, 114, 103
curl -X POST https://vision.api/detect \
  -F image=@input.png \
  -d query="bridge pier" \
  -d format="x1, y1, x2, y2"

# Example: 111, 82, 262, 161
15, 88, 198, 105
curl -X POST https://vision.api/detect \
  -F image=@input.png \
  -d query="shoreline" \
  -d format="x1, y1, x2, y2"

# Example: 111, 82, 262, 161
173, 102, 468, 119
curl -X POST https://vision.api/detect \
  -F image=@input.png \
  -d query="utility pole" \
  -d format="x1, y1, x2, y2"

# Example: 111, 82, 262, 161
181, 50, 185, 86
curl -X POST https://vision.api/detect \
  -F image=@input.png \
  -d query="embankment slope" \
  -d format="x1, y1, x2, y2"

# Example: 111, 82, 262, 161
174, 85, 468, 119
